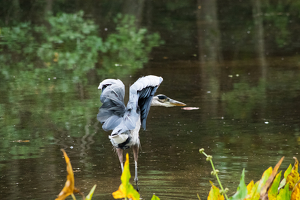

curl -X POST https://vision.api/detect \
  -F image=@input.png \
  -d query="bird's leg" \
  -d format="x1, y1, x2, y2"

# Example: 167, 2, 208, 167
132, 145, 139, 191
116, 148, 124, 171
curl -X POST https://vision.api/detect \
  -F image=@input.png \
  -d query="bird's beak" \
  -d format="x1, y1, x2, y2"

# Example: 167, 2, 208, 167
168, 98, 186, 106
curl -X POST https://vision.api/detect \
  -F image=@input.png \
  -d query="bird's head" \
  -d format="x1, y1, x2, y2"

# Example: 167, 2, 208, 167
151, 94, 186, 107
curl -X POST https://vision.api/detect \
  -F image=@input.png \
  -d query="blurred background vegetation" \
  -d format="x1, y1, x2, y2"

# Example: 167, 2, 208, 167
0, 6, 162, 161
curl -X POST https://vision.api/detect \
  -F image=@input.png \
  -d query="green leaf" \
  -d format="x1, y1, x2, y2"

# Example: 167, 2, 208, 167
112, 154, 140, 200
268, 171, 282, 200
85, 185, 96, 200
151, 194, 160, 200
285, 164, 293, 179
260, 157, 284, 200
127, 183, 140, 200
230, 169, 247, 200
258, 167, 273, 190
279, 164, 292, 189
246, 167, 272, 200
277, 183, 292, 200
121, 154, 131, 188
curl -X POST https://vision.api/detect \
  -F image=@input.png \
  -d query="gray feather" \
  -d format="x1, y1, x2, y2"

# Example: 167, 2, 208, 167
97, 75, 163, 136
97, 79, 126, 131
129, 75, 163, 130
102, 115, 123, 131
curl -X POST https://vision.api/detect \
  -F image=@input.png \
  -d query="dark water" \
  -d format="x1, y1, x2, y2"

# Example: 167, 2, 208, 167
1, 0, 300, 199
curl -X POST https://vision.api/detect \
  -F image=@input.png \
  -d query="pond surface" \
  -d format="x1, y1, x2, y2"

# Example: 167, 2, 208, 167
1, 0, 300, 199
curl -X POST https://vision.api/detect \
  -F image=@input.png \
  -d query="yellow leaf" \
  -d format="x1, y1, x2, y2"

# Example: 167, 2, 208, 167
56, 149, 82, 200
207, 181, 224, 200
112, 154, 140, 200
245, 167, 272, 200
247, 180, 254, 194
112, 184, 127, 199
287, 157, 299, 190
245, 181, 259, 200
291, 180, 300, 200
112, 181, 139, 200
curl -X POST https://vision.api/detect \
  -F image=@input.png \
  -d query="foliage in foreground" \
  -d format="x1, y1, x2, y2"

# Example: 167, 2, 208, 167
57, 148, 300, 200
200, 148, 300, 200
56, 149, 96, 200
56, 150, 159, 200
111, 153, 160, 200
112, 153, 140, 200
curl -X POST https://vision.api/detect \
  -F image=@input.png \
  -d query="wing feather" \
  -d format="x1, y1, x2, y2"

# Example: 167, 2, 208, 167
128, 75, 163, 130
97, 79, 126, 131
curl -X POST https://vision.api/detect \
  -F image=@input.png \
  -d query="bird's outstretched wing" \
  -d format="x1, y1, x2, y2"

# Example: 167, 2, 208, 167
97, 79, 126, 131
128, 75, 163, 130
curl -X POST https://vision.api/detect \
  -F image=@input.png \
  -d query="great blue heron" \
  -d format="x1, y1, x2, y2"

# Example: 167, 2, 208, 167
97, 75, 185, 190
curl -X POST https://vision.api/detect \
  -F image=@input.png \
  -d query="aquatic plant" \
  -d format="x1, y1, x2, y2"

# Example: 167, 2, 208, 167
56, 150, 160, 200
56, 149, 96, 200
199, 148, 300, 200
199, 148, 229, 199
55, 148, 300, 200
112, 153, 140, 200
112, 153, 161, 200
